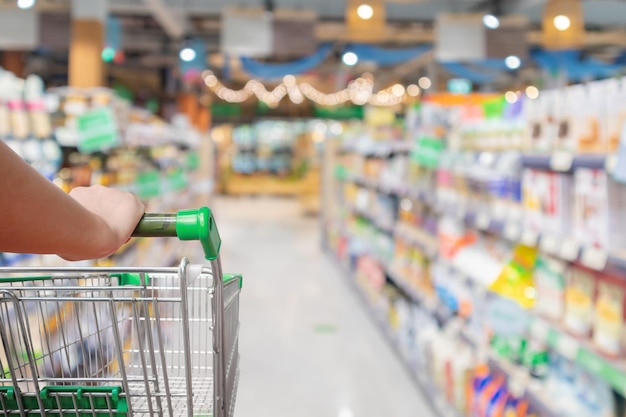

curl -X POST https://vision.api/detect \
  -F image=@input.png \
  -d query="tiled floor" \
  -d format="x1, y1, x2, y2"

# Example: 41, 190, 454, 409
212, 196, 435, 417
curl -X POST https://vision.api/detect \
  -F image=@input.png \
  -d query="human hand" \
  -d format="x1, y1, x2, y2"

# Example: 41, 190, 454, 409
66, 185, 145, 260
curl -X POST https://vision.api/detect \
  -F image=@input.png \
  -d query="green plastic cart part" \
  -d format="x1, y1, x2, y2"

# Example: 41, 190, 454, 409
0, 386, 128, 416
224, 273, 243, 289
111, 272, 148, 286
0, 274, 146, 287
132, 207, 222, 261
0, 275, 58, 283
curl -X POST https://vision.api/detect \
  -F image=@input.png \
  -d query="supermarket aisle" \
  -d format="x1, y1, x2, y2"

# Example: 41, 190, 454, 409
212, 196, 435, 417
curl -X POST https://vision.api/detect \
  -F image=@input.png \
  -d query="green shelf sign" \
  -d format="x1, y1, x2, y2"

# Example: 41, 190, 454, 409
413, 136, 444, 168
313, 105, 364, 120
77, 108, 119, 154
136, 170, 161, 199
541, 321, 626, 395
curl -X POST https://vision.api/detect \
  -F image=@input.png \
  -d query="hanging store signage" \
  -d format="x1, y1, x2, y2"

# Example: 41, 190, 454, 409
272, 9, 316, 56
435, 14, 486, 61
436, 13, 529, 61
221, 7, 272, 57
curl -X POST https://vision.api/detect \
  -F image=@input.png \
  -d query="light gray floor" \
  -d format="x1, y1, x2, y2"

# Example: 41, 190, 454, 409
212, 196, 436, 417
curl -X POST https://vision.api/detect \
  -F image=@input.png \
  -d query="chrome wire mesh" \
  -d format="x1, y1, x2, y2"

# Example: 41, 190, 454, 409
0, 259, 241, 417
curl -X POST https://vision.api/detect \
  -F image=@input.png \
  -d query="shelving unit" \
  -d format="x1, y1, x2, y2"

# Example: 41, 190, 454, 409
323, 91, 626, 417
342, 172, 626, 275
329, 253, 463, 417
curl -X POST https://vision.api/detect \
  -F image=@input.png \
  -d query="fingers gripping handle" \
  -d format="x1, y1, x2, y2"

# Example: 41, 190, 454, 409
132, 207, 222, 260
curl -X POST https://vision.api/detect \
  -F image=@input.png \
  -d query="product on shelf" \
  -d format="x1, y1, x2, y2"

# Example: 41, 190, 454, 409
0, 74, 204, 267
522, 170, 572, 238
574, 168, 626, 251
324, 90, 626, 417
592, 271, 626, 357
489, 245, 537, 309
533, 255, 567, 321
564, 265, 596, 337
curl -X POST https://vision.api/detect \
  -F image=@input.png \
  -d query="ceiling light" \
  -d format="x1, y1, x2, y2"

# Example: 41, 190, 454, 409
179, 47, 196, 62
357, 4, 374, 20
391, 84, 405, 97
342, 52, 359, 66
553, 14, 571, 31
407, 84, 421, 97
525, 85, 539, 99
17, 0, 35, 9
482, 14, 500, 29
505, 55, 521, 70
504, 91, 518, 104
418, 76, 432, 90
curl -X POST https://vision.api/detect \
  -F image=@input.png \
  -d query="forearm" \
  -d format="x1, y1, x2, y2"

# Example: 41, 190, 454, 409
0, 141, 115, 259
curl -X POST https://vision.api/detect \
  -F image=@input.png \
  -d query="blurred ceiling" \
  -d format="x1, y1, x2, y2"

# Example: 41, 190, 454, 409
3, 0, 626, 91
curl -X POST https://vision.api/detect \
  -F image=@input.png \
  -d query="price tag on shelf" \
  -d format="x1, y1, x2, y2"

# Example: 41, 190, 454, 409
530, 319, 550, 342
475, 212, 491, 230
581, 247, 609, 271
550, 151, 574, 172
503, 222, 521, 241
560, 238, 580, 262
521, 230, 539, 247
556, 333, 580, 361
606, 154, 618, 175
539, 234, 560, 255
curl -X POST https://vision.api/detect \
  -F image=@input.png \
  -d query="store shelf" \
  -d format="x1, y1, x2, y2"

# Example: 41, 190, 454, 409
447, 257, 626, 399
459, 329, 559, 417
447, 206, 626, 274
385, 266, 448, 319
348, 176, 405, 196
339, 141, 412, 158
530, 318, 626, 397
345, 176, 437, 208
488, 355, 559, 417
329, 252, 462, 417
348, 168, 626, 273
394, 222, 439, 258
520, 153, 609, 172
347, 205, 395, 235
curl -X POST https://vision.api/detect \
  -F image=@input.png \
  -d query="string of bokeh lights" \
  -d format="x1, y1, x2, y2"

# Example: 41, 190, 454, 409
202, 71, 423, 107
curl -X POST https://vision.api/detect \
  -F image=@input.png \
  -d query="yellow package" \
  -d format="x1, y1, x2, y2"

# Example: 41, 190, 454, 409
489, 245, 537, 309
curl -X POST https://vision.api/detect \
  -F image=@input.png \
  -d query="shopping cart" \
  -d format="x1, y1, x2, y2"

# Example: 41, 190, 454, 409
0, 207, 241, 417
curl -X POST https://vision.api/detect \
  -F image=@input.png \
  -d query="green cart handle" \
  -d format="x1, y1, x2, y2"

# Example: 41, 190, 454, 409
131, 207, 221, 260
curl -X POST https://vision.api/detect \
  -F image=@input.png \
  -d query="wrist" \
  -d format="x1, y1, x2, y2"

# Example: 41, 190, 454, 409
59, 214, 118, 261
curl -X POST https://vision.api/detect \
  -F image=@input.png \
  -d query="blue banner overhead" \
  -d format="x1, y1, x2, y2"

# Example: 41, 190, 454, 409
440, 62, 495, 84
239, 43, 333, 80
343, 44, 431, 66
531, 49, 620, 82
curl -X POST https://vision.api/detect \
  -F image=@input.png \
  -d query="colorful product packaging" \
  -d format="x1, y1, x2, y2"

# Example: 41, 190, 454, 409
574, 168, 610, 249
602, 78, 626, 152
553, 86, 577, 152
574, 168, 626, 252
573, 82, 606, 153
564, 266, 596, 337
533, 255, 567, 321
542, 172, 572, 237
521, 169, 544, 234
524, 90, 554, 152
593, 271, 625, 357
